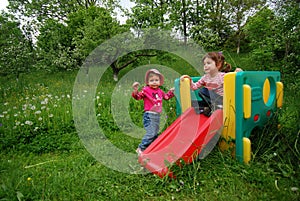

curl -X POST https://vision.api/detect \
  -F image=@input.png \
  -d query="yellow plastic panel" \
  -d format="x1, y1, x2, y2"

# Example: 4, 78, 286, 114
243, 85, 251, 119
180, 78, 192, 113
220, 73, 236, 151
243, 137, 251, 164
276, 82, 283, 108
263, 78, 270, 104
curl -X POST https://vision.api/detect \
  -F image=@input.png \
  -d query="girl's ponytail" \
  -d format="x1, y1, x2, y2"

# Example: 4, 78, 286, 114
218, 52, 231, 73
221, 61, 232, 73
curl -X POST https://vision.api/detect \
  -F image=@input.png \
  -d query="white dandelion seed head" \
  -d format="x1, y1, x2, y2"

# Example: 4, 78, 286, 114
25, 120, 33, 125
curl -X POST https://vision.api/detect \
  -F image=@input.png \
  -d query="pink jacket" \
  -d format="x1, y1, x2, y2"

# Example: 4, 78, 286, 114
132, 86, 174, 113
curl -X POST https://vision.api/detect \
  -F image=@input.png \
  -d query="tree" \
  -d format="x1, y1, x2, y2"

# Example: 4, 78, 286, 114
243, 8, 277, 69
0, 12, 34, 79
227, 0, 266, 54
35, 19, 75, 71
189, 0, 232, 50
272, 0, 300, 77
128, 0, 171, 35
36, 6, 129, 73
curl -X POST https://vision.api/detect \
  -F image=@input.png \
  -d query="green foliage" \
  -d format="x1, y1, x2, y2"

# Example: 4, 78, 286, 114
128, 0, 170, 30
191, 25, 223, 50
0, 12, 35, 77
242, 9, 275, 65
36, 19, 76, 71
35, 6, 128, 73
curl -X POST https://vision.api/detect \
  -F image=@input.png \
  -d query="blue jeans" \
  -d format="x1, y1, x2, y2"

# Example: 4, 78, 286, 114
138, 112, 160, 151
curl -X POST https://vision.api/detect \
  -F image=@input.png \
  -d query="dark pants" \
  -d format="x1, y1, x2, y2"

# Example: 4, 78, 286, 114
197, 88, 223, 109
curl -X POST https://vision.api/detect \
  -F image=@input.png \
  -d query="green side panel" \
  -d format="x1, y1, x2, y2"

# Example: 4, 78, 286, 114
234, 71, 281, 162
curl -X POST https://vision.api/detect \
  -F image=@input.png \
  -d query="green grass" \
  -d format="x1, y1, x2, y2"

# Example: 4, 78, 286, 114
1, 148, 298, 200
0, 67, 299, 200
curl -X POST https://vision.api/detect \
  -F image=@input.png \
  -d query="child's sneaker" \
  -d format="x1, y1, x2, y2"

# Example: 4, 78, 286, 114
202, 107, 212, 117
136, 148, 143, 156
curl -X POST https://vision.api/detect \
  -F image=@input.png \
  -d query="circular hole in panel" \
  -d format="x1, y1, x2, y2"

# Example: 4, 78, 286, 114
263, 77, 276, 107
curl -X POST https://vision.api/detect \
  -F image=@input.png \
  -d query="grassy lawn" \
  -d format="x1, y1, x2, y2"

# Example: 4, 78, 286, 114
1, 147, 298, 200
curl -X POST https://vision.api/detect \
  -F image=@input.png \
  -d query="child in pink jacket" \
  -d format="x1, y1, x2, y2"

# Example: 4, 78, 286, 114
132, 69, 174, 155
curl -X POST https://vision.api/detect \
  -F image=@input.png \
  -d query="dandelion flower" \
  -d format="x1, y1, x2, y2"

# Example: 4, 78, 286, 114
35, 110, 41, 115
25, 121, 33, 125
49, 114, 54, 118
38, 117, 43, 121
31, 106, 36, 110
41, 98, 48, 105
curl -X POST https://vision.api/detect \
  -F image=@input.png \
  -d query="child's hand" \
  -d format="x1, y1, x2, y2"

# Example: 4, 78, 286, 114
235, 68, 243, 72
132, 82, 140, 91
169, 87, 175, 92
180, 75, 191, 82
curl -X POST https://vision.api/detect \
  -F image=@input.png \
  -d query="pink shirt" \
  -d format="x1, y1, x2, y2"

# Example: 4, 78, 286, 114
191, 72, 225, 96
132, 86, 174, 113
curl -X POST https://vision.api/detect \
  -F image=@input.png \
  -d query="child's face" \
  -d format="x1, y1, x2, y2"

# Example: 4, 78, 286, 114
203, 57, 219, 75
148, 74, 160, 89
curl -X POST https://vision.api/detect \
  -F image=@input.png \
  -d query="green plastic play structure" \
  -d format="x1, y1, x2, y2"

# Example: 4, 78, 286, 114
174, 71, 283, 163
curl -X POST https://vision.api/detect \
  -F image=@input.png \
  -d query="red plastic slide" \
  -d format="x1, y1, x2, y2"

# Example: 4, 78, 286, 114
138, 108, 223, 178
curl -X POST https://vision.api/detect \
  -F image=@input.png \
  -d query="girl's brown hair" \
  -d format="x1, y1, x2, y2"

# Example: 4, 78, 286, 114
202, 52, 232, 73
